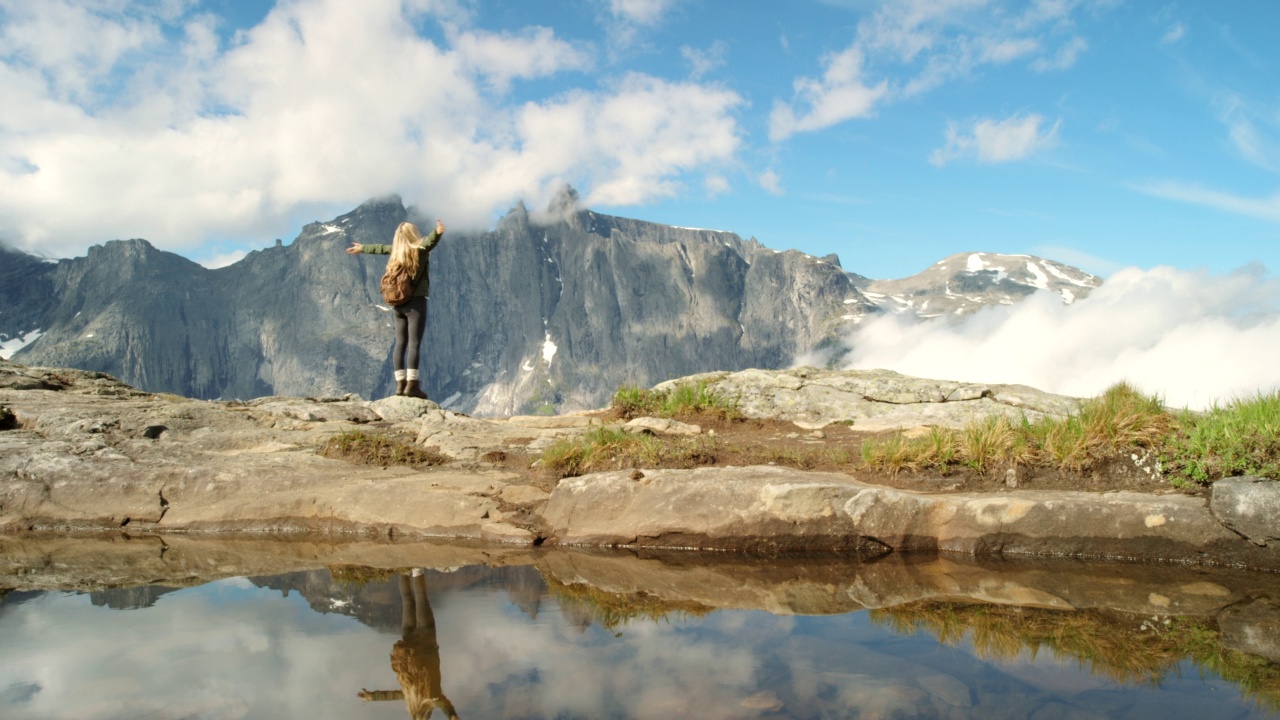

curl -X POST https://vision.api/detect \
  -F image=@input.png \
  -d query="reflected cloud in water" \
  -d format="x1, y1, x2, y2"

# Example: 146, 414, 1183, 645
0, 553, 1277, 719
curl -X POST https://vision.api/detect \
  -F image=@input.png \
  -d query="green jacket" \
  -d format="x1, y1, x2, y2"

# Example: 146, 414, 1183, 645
361, 229, 442, 298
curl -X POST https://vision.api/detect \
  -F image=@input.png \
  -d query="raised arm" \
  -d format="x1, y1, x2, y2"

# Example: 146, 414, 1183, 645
421, 219, 445, 251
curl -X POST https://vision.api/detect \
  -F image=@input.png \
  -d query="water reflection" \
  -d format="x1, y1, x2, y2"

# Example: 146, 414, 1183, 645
0, 538, 1278, 719
358, 570, 459, 719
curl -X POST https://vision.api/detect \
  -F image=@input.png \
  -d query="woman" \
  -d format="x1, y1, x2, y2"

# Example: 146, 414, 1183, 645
347, 219, 445, 398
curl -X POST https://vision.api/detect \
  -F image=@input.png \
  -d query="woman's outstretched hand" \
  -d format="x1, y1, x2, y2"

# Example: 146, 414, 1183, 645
345, 242, 363, 255
435, 219, 445, 235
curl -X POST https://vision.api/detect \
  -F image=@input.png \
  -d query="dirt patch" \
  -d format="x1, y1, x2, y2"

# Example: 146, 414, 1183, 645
477, 413, 1195, 496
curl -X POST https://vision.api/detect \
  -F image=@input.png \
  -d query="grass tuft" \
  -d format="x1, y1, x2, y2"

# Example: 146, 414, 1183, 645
320, 430, 450, 467
862, 382, 1175, 478
610, 380, 740, 422
539, 427, 718, 479
1162, 390, 1280, 486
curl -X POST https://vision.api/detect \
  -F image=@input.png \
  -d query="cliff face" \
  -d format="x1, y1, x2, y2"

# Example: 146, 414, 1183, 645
8, 195, 879, 413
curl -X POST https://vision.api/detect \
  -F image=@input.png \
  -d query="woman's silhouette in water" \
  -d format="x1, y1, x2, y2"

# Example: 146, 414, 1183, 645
358, 569, 458, 719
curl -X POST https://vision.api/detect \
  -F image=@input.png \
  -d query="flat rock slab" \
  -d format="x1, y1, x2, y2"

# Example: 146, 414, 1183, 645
413, 409, 613, 459
659, 367, 1082, 429
542, 465, 1280, 569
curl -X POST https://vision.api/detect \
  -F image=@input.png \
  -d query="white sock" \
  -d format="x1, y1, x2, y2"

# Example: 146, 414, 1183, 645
406, 369, 419, 381
394, 370, 406, 381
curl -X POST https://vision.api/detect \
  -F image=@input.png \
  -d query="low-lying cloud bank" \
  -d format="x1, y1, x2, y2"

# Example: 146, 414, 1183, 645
809, 265, 1280, 411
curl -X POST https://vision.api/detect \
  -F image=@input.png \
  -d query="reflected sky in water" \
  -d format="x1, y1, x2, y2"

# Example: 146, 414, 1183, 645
1, 565, 1275, 720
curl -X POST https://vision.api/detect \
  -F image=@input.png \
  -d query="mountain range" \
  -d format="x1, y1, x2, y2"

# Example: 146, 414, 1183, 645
0, 189, 1100, 415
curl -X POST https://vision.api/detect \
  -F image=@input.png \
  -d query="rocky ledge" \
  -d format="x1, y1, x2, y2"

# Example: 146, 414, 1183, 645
1, 359, 1277, 571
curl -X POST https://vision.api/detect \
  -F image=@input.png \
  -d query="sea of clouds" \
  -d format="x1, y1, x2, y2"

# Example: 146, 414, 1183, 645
812, 265, 1280, 411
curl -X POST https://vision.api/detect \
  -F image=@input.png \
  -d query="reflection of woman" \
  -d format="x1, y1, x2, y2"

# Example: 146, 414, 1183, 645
358, 569, 458, 719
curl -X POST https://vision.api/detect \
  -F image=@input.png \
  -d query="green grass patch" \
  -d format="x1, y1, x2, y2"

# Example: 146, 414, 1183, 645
539, 427, 718, 479
862, 382, 1172, 477
611, 380, 740, 422
1162, 391, 1280, 486
320, 430, 450, 467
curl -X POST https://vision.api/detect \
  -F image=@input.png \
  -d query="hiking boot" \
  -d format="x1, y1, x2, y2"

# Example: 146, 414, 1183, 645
405, 380, 429, 400
395, 379, 408, 396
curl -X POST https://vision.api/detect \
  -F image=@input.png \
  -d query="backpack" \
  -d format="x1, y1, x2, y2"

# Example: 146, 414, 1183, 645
380, 265, 415, 306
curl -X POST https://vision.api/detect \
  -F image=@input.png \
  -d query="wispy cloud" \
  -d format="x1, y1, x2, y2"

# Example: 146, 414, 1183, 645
930, 113, 1061, 166
0, 0, 743, 258
681, 40, 728, 79
606, 0, 678, 26
1162, 23, 1187, 44
1032, 36, 1088, 72
826, 265, 1280, 410
758, 169, 784, 195
1137, 181, 1280, 223
1215, 94, 1280, 172
770, 0, 1107, 141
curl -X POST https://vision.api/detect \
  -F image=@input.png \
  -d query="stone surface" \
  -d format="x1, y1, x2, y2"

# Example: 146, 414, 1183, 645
3, 356, 1279, 571
1218, 597, 1280, 663
366, 395, 441, 422
1210, 476, 1280, 546
542, 465, 1279, 568
623, 416, 702, 436
499, 485, 551, 506
656, 367, 1083, 429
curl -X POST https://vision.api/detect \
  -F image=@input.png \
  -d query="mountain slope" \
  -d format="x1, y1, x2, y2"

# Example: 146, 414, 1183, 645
853, 251, 1101, 319
5, 196, 1099, 414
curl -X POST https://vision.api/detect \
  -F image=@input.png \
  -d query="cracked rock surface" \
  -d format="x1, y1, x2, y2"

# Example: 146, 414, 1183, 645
2, 358, 1277, 570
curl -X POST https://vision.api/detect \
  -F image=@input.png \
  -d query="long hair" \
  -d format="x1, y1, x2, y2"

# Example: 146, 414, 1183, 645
389, 222, 422, 277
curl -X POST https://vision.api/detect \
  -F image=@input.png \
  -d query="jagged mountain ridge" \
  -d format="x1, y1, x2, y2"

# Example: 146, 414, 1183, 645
2, 194, 1098, 414
853, 251, 1101, 319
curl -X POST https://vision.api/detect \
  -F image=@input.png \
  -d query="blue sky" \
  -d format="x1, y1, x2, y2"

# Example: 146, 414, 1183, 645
1, 0, 1278, 280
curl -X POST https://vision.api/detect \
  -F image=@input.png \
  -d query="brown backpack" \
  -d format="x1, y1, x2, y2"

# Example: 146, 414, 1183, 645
380, 265, 415, 306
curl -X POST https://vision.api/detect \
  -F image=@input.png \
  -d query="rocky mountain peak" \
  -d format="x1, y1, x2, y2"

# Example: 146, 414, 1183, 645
853, 251, 1102, 319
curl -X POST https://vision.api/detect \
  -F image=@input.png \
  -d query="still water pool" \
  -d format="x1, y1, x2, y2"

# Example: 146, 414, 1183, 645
1, 540, 1278, 719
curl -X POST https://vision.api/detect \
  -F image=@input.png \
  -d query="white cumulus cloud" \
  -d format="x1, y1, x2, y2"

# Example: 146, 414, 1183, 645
930, 113, 1061, 166
768, 46, 888, 142
0, 0, 742, 259
824, 265, 1280, 410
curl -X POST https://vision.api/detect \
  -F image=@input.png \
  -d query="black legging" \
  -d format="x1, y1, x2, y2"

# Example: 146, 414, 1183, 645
393, 296, 428, 372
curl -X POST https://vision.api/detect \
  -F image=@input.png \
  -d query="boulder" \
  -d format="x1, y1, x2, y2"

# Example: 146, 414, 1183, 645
366, 395, 440, 423
1210, 476, 1280, 546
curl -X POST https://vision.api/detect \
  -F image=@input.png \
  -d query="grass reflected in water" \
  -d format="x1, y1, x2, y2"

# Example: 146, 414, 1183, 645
871, 601, 1280, 712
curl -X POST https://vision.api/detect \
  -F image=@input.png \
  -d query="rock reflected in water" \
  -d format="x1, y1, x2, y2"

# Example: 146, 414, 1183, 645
0, 537, 1278, 719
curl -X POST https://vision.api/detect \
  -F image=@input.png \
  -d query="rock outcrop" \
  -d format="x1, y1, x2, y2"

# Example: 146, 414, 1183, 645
656, 366, 1082, 429
2, 357, 1276, 571
540, 465, 1278, 569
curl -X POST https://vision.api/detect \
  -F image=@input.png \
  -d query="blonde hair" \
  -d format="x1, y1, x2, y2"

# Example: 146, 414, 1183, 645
389, 222, 422, 277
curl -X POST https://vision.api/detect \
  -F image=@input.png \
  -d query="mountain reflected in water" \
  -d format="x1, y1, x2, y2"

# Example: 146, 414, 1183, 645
1, 537, 1278, 719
